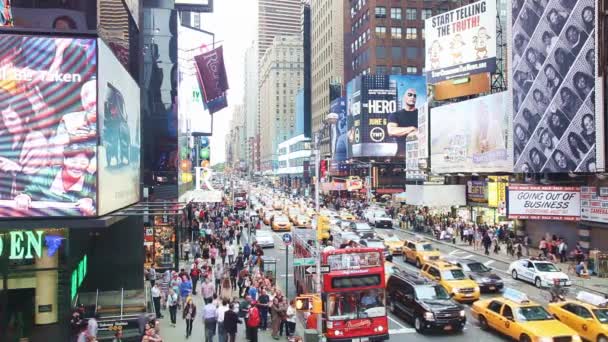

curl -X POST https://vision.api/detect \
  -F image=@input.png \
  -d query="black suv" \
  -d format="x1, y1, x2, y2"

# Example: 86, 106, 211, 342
387, 270, 466, 334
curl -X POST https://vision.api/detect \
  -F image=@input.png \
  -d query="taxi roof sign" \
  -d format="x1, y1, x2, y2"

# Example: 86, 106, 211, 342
503, 288, 530, 304
576, 291, 608, 308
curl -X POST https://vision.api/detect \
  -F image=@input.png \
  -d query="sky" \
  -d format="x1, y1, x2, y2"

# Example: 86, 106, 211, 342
201, 0, 257, 164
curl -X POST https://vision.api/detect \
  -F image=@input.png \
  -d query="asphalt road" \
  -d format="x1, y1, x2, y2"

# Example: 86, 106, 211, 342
250, 221, 589, 341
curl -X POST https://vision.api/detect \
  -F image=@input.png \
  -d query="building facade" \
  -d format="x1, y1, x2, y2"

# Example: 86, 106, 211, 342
343, 0, 470, 82
311, 0, 344, 155
257, 0, 302, 64
277, 134, 312, 193
243, 43, 260, 173
259, 36, 304, 171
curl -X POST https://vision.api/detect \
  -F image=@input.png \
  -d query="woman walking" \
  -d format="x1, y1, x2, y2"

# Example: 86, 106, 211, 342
183, 297, 197, 339
270, 297, 281, 339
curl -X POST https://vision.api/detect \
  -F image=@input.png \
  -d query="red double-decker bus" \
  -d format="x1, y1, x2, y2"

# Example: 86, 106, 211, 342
293, 228, 389, 341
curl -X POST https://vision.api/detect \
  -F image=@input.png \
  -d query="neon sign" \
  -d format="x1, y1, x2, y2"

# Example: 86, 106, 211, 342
71, 255, 88, 301
0, 231, 63, 259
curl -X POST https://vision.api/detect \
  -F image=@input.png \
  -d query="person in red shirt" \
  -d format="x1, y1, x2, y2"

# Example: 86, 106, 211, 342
306, 312, 318, 330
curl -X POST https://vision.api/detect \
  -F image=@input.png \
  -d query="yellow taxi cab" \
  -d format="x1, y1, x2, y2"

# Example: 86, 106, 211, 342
472, 288, 582, 342
288, 207, 300, 222
293, 215, 311, 227
403, 238, 441, 268
339, 211, 356, 222
272, 200, 284, 210
271, 215, 292, 232
383, 234, 405, 255
547, 291, 608, 342
421, 260, 480, 302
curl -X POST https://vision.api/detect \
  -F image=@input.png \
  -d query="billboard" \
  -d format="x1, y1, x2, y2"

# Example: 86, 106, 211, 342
430, 92, 511, 173
424, 0, 497, 83
581, 186, 608, 223
97, 39, 141, 216
175, 0, 214, 12
467, 180, 488, 204
0, 35, 98, 217
329, 97, 347, 162
0, 2, 95, 32
512, 0, 601, 173
507, 185, 581, 221
346, 75, 427, 159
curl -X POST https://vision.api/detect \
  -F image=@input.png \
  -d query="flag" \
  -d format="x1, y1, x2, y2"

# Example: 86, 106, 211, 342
194, 45, 229, 103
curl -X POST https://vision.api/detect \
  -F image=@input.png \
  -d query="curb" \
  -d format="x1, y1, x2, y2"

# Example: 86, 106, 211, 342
396, 226, 608, 296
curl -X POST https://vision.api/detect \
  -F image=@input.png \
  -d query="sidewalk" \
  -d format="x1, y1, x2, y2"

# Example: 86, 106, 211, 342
394, 222, 608, 295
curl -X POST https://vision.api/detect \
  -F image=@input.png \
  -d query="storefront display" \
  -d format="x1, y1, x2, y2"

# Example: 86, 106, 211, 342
145, 217, 176, 270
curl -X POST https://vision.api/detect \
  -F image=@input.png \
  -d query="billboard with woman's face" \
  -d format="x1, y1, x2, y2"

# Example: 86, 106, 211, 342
0, 34, 98, 217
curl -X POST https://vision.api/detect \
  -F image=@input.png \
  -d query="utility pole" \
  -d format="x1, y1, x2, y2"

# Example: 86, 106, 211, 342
313, 132, 323, 342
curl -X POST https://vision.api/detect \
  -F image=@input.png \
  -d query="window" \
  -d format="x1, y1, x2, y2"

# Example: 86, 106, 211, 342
406, 66, 418, 74
488, 301, 503, 314
391, 46, 402, 59
376, 66, 387, 75
376, 46, 386, 59
421, 9, 433, 20
406, 47, 419, 58
391, 66, 402, 74
406, 8, 417, 20
375, 26, 387, 38
390, 7, 402, 20
502, 305, 514, 320
375, 6, 387, 18
391, 27, 402, 39
406, 27, 417, 39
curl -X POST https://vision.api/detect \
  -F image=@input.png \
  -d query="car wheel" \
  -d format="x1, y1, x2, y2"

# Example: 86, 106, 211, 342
519, 334, 531, 342
511, 269, 518, 280
598, 335, 608, 342
534, 277, 542, 288
416, 258, 422, 268
478, 315, 488, 330
414, 316, 425, 334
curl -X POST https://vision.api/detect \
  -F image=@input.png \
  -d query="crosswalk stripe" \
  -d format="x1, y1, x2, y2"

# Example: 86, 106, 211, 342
462, 254, 474, 259
389, 328, 416, 334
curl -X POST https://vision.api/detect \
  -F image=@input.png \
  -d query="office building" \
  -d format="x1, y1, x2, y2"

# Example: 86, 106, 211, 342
257, 0, 302, 62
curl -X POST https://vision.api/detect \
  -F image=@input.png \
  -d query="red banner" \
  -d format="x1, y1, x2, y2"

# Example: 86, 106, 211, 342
194, 46, 229, 103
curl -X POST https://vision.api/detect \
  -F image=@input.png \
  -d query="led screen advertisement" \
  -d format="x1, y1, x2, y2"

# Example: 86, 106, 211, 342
0, 35, 98, 217
97, 39, 141, 216
430, 92, 512, 173
424, 0, 497, 83
507, 185, 581, 221
329, 97, 347, 162
346, 75, 427, 159
512, 0, 602, 173
0, 0, 95, 32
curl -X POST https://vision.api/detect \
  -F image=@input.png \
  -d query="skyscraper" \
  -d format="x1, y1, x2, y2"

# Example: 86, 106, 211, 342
257, 0, 302, 62
243, 43, 259, 172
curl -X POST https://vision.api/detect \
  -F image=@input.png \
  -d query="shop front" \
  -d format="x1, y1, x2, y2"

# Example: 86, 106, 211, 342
145, 216, 178, 271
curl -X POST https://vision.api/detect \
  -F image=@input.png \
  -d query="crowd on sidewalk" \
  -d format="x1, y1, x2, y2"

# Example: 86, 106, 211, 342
142, 203, 300, 342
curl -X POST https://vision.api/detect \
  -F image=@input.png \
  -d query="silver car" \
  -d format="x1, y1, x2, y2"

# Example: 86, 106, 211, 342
255, 230, 275, 248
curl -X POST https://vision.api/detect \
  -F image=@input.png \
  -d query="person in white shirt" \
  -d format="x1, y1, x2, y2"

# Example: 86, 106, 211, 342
217, 299, 230, 342
285, 300, 297, 337
227, 244, 235, 264
167, 288, 179, 326
87, 314, 98, 338
151, 284, 162, 319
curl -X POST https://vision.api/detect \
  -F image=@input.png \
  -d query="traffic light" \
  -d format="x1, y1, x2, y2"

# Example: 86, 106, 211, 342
316, 215, 330, 241
295, 295, 322, 314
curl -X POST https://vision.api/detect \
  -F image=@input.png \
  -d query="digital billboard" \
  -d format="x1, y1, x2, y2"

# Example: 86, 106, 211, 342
431, 92, 511, 173
0, 1, 95, 32
512, 0, 602, 173
97, 39, 140, 216
0, 35, 98, 217
346, 75, 427, 159
507, 185, 580, 221
424, 0, 497, 83
329, 97, 347, 162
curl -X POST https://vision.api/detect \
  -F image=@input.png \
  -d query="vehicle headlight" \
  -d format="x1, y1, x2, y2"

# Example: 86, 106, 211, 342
459, 310, 466, 317
423, 312, 435, 321
474, 286, 480, 292
572, 335, 582, 342
536, 338, 553, 342
374, 325, 385, 332
423, 255, 430, 260
453, 288, 461, 293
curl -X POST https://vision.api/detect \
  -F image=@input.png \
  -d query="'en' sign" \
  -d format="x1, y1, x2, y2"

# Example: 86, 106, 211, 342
0, 231, 44, 260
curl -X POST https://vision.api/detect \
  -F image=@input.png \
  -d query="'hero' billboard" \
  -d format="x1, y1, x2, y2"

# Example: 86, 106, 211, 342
424, 0, 497, 83
0, 35, 98, 217
346, 75, 427, 160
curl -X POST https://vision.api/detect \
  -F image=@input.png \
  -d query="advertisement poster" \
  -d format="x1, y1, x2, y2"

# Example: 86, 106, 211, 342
346, 75, 427, 159
512, 0, 600, 173
507, 185, 581, 221
424, 0, 497, 83
488, 175, 508, 209
580, 186, 608, 223
0, 35, 98, 217
0, 1, 94, 31
330, 97, 347, 162
430, 92, 511, 173
97, 39, 140, 216
467, 180, 488, 204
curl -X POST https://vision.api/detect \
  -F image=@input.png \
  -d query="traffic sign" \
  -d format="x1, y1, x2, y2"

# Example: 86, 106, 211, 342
282, 233, 292, 245
293, 257, 315, 266
304, 265, 330, 275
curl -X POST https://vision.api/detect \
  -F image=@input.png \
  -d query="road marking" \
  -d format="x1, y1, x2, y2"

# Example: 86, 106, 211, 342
462, 254, 475, 259
484, 260, 495, 266
448, 250, 467, 256
279, 274, 293, 277
388, 315, 406, 329
388, 328, 416, 334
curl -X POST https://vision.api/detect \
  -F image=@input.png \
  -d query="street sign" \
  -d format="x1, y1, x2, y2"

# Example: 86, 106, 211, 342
293, 258, 316, 266
282, 233, 292, 245
304, 265, 330, 275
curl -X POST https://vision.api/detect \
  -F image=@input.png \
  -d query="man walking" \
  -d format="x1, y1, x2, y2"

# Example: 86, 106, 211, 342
151, 283, 162, 319
246, 300, 260, 342
202, 297, 218, 342
167, 288, 178, 327
217, 299, 230, 342
224, 303, 242, 342
203, 278, 215, 304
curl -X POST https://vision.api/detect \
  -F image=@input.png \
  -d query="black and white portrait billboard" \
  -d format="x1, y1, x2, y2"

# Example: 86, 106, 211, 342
511, 0, 602, 173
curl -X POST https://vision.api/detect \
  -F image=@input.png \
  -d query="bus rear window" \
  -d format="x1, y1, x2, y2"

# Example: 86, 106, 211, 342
331, 275, 381, 288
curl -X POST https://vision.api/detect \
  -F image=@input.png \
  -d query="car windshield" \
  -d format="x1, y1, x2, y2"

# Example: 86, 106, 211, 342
326, 289, 386, 321
416, 285, 450, 300
593, 309, 608, 323
374, 211, 388, 217
420, 243, 434, 251
441, 269, 466, 280
466, 262, 490, 273
534, 262, 559, 272
516, 306, 554, 321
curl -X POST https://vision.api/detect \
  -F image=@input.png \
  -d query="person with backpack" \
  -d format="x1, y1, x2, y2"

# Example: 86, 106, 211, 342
190, 260, 201, 295
246, 300, 260, 342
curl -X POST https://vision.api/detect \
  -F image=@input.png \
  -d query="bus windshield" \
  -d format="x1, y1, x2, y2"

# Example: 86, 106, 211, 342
326, 289, 386, 321
327, 252, 382, 271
